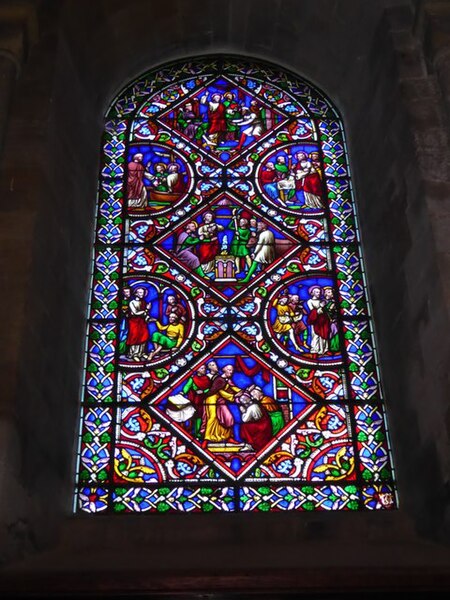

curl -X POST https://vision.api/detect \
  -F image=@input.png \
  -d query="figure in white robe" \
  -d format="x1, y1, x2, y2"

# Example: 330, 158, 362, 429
241, 222, 275, 282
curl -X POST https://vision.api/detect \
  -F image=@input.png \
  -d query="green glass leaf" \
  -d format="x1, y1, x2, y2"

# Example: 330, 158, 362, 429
256, 287, 267, 297
362, 468, 372, 481
380, 468, 391, 481
296, 368, 311, 380
97, 470, 108, 481
155, 263, 169, 274
79, 469, 90, 482
287, 262, 300, 273
155, 368, 169, 379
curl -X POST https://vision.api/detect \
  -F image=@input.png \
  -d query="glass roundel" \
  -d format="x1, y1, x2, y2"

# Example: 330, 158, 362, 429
75, 56, 397, 514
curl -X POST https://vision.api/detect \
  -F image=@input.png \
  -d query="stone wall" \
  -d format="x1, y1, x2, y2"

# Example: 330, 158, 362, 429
0, 0, 449, 595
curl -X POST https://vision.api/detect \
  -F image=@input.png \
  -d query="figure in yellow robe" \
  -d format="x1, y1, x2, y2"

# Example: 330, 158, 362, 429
272, 295, 294, 343
202, 365, 241, 443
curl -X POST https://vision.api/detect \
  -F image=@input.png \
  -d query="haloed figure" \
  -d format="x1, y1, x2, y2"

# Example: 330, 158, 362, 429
126, 287, 151, 361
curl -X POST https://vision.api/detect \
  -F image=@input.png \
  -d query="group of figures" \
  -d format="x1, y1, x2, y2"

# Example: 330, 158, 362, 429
271, 284, 339, 357
119, 286, 187, 363
172, 207, 279, 283
175, 90, 268, 151
165, 361, 285, 453
127, 152, 187, 210
260, 149, 324, 210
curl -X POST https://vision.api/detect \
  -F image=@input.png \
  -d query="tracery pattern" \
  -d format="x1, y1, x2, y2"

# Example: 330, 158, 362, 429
75, 56, 397, 513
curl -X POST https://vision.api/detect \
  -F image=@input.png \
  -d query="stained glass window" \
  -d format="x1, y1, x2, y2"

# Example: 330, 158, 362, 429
75, 56, 397, 514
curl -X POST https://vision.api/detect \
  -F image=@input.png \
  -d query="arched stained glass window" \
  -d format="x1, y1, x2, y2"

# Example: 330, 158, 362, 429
75, 56, 397, 514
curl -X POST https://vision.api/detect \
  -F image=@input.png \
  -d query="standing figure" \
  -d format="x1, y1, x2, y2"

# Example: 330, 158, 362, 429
202, 365, 240, 444
306, 286, 330, 355
230, 210, 252, 275
246, 217, 258, 253
234, 103, 265, 150
241, 221, 275, 282
126, 287, 151, 362
294, 152, 323, 209
310, 151, 322, 176
127, 153, 152, 209
200, 92, 227, 146
323, 286, 339, 352
118, 287, 131, 355
288, 293, 307, 351
182, 364, 211, 437
223, 91, 241, 142
177, 101, 200, 140
272, 293, 294, 345
197, 211, 224, 276
207, 360, 219, 382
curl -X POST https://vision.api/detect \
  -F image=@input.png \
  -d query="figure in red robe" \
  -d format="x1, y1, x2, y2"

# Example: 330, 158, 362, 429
201, 93, 227, 146
127, 153, 151, 209
238, 392, 272, 452
126, 287, 151, 361
182, 364, 211, 418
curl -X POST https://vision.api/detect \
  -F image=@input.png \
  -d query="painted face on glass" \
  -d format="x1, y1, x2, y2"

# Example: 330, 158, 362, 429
222, 365, 234, 378
207, 360, 218, 374
197, 364, 207, 376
